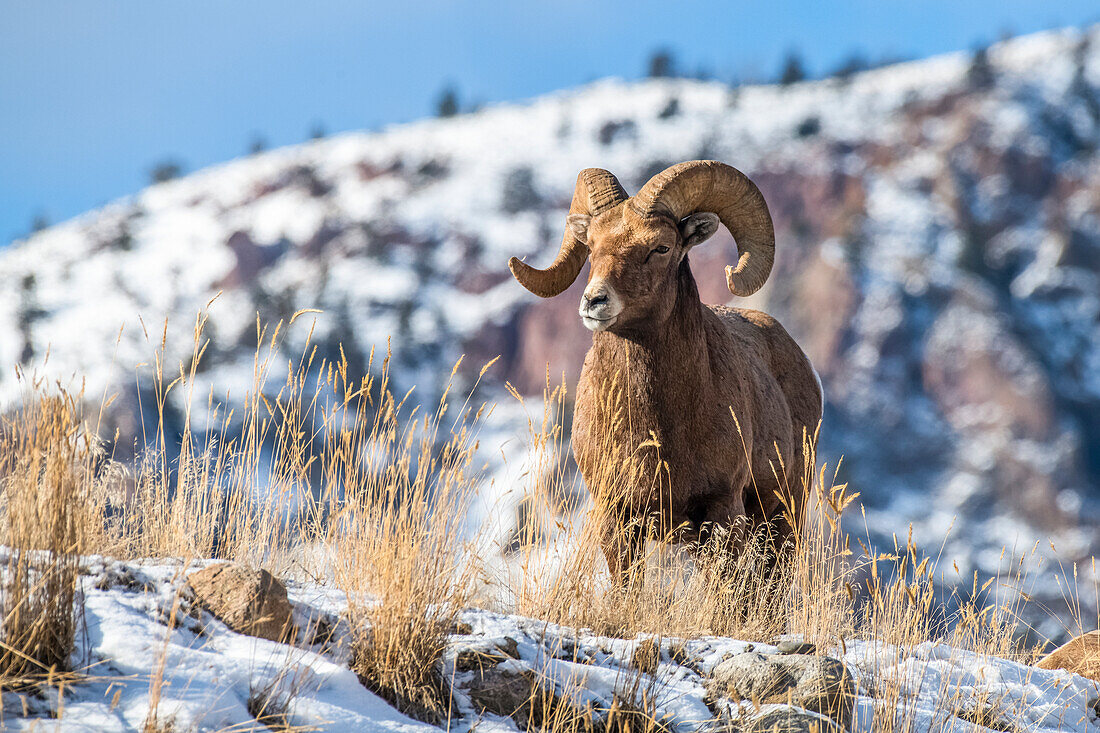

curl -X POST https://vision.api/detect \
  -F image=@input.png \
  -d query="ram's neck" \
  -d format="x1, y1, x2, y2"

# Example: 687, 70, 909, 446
589, 267, 713, 428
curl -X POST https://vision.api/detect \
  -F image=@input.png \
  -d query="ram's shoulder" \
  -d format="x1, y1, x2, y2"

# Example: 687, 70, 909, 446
706, 305, 782, 333
706, 305, 808, 361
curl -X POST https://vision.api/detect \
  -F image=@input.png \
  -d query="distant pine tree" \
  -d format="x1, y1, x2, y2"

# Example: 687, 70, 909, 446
149, 160, 184, 184
779, 52, 807, 85
647, 49, 675, 78
30, 212, 49, 234
1071, 36, 1099, 125
968, 46, 995, 89
436, 86, 459, 118
830, 53, 868, 82
795, 116, 821, 137
501, 166, 541, 213
309, 122, 326, 140
16, 273, 43, 363
248, 134, 267, 155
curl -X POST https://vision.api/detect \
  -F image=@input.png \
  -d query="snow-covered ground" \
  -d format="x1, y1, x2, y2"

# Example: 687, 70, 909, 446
4, 558, 1096, 732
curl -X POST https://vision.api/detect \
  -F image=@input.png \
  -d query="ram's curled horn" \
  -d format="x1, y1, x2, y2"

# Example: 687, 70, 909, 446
508, 168, 628, 298
632, 160, 775, 297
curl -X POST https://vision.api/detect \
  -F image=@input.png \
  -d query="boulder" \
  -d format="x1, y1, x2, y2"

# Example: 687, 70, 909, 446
1036, 631, 1100, 681
775, 640, 816, 655
786, 656, 854, 725
465, 666, 536, 721
464, 664, 595, 731
707, 652, 854, 728
746, 705, 845, 733
186, 562, 295, 642
707, 652, 797, 702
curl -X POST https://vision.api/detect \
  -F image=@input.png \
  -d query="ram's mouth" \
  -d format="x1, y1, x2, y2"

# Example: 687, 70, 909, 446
581, 314, 616, 332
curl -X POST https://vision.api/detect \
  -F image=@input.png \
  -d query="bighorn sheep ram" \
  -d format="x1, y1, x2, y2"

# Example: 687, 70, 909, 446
508, 161, 822, 588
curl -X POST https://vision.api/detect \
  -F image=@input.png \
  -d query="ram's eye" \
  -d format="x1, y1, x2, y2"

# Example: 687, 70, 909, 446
655, 246, 670, 254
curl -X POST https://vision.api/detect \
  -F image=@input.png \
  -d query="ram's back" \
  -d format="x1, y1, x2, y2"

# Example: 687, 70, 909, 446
708, 305, 823, 444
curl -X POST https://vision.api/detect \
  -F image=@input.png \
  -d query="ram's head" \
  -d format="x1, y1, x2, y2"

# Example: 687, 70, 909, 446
509, 161, 775, 332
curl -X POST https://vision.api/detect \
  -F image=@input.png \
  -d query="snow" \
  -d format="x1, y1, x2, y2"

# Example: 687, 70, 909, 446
3, 560, 436, 732
3, 557, 1097, 731
844, 640, 1099, 733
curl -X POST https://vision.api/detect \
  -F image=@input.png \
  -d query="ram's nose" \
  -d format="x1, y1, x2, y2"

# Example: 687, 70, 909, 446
582, 292, 608, 309
579, 281, 620, 332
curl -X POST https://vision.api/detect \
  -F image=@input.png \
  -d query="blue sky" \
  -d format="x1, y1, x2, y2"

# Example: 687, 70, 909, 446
2, 1, 1098, 244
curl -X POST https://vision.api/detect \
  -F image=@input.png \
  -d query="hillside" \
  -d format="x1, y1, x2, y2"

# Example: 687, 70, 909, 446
3, 27, 1100, 629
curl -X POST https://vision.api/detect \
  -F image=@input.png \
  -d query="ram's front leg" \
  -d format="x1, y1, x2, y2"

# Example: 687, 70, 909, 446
600, 512, 646, 594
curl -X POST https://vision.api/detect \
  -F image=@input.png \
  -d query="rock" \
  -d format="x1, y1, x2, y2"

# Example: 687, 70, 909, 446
776, 640, 816, 655
1035, 631, 1100, 681
303, 613, 339, 650
498, 636, 520, 659
954, 701, 1016, 732
697, 720, 741, 733
465, 666, 534, 720
706, 652, 854, 729
186, 562, 295, 642
464, 664, 595, 731
708, 652, 798, 702
787, 657, 854, 726
94, 565, 153, 593
745, 705, 844, 733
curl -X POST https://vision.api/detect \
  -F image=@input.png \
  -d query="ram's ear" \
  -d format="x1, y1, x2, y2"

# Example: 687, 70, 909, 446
566, 214, 591, 244
679, 212, 720, 248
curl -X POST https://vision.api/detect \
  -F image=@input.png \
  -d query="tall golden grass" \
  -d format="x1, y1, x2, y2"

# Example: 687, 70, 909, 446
0, 387, 96, 688
0, 307, 1093, 732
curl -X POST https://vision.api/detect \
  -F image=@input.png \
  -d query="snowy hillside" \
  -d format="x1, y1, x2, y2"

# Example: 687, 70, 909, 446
4, 27, 1100, 622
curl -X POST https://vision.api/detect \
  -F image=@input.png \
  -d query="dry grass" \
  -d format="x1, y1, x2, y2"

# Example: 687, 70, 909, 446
330, 360, 484, 723
0, 308, 1094, 731
0, 387, 97, 690
245, 663, 318, 733
600, 670, 675, 733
